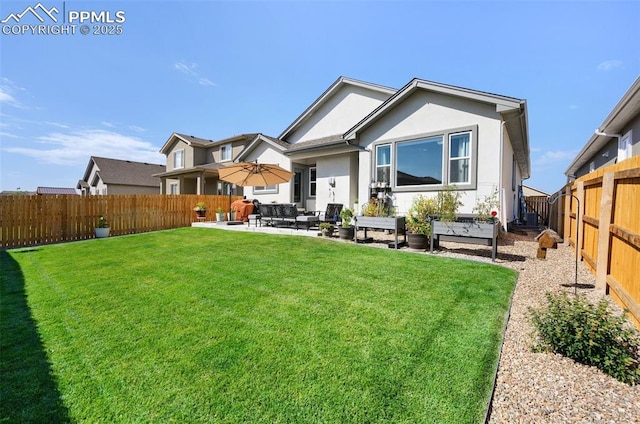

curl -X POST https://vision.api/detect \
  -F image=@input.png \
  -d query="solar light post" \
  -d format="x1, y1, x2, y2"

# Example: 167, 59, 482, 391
548, 191, 580, 295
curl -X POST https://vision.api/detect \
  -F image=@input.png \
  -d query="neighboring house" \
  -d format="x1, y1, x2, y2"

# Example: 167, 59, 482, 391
155, 133, 258, 195
565, 76, 640, 180
158, 76, 530, 226
36, 187, 78, 195
77, 156, 165, 195
522, 185, 549, 197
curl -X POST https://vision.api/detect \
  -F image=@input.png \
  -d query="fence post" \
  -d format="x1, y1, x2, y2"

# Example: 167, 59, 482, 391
576, 181, 585, 260
595, 172, 615, 293
563, 184, 573, 243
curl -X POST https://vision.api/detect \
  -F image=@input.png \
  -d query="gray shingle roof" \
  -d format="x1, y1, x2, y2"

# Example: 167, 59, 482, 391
36, 187, 78, 195
91, 157, 166, 187
285, 134, 345, 151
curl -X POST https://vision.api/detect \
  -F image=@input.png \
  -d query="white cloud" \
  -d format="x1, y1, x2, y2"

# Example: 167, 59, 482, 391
128, 125, 146, 133
0, 131, 19, 138
101, 121, 116, 128
174, 61, 216, 87
174, 62, 197, 76
0, 78, 24, 108
597, 60, 623, 71
534, 150, 578, 167
198, 78, 216, 87
4, 129, 164, 166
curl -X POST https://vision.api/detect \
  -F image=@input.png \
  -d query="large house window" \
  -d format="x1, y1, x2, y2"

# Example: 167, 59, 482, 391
169, 182, 178, 194
376, 125, 477, 191
396, 136, 442, 186
309, 167, 317, 197
220, 143, 232, 162
376, 144, 391, 184
173, 150, 184, 169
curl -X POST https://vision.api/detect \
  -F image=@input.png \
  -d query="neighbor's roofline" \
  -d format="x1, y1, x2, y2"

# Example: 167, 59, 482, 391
565, 76, 640, 176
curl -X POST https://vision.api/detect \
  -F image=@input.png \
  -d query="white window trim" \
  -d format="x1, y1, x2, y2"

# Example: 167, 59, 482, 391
618, 130, 632, 162
448, 131, 472, 185
373, 125, 478, 192
173, 149, 184, 169
220, 143, 232, 162
375, 144, 392, 184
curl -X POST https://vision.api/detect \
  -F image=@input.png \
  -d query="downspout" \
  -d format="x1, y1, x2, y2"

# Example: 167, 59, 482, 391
594, 129, 622, 140
499, 120, 506, 230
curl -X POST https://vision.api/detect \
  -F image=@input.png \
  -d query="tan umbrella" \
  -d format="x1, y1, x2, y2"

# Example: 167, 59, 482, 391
218, 162, 294, 187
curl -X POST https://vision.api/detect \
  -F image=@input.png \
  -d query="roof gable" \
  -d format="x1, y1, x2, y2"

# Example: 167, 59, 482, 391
343, 78, 529, 178
84, 157, 166, 187
160, 132, 214, 154
278, 76, 396, 142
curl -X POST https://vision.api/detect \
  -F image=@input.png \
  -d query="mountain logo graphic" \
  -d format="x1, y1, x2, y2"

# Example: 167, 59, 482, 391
1, 2, 60, 24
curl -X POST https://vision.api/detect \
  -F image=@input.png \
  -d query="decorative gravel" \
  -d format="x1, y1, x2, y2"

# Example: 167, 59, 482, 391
352, 229, 640, 423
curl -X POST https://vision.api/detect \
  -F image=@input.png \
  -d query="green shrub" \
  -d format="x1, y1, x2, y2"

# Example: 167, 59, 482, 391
529, 292, 640, 385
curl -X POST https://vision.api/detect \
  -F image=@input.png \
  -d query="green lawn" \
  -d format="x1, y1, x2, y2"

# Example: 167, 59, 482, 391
1, 228, 516, 423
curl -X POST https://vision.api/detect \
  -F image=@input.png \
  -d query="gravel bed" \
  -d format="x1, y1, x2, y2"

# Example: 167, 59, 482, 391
349, 229, 640, 423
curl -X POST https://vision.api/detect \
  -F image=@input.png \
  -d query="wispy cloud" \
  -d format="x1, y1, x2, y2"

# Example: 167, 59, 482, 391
174, 62, 198, 76
174, 61, 216, 86
534, 150, 578, 167
0, 131, 19, 138
4, 128, 164, 166
0, 78, 26, 108
597, 60, 623, 71
128, 125, 146, 133
198, 77, 216, 87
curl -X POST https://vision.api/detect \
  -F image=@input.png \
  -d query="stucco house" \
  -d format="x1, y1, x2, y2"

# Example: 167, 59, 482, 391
77, 156, 165, 195
565, 76, 640, 180
237, 77, 530, 227
156, 76, 530, 226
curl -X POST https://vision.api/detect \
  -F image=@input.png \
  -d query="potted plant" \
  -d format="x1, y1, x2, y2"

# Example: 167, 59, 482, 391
228, 209, 236, 221
338, 208, 355, 240
194, 202, 206, 218
406, 195, 438, 249
95, 215, 110, 238
319, 222, 334, 237
216, 207, 225, 222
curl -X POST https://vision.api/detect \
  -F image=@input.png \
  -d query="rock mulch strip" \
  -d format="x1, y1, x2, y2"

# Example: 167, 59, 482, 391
351, 229, 640, 423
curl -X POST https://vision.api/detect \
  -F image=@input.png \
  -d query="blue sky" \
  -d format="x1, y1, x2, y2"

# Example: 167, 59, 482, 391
1, 0, 638, 194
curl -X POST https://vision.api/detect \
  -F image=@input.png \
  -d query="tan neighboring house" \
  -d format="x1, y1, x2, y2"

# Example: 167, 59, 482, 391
154, 133, 262, 195
565, 76, 640, 180
77, 156, 165, 195
522, 185, 549, 197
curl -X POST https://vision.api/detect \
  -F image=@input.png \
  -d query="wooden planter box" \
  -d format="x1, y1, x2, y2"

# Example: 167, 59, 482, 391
430, 219, 499, 260
354, 216, 406, 249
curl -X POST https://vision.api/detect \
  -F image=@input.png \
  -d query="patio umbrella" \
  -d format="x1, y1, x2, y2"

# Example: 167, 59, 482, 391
218, 162, 294, 187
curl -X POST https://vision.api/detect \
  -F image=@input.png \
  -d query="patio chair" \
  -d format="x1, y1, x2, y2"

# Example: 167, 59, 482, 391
318, 203, 343, 224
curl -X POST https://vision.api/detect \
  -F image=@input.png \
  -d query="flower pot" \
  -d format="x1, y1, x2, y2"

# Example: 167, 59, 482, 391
216, 212, 226, 222
195, 210, 206, 218
95, 227, 110, 238
338, 226, 355, 240
320, 228, 334, 237
228, 212, 236, 221
407, 232, 429, 249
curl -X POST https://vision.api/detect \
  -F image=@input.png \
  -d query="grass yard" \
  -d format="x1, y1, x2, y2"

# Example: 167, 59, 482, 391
1, 228, 516, 423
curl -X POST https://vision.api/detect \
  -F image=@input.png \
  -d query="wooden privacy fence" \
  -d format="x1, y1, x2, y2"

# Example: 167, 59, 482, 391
0, 194, 240, 249
565, 155, 640, 328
